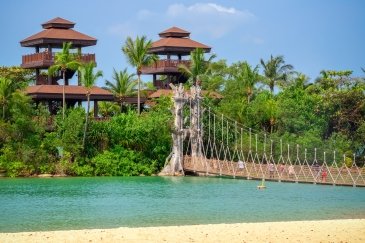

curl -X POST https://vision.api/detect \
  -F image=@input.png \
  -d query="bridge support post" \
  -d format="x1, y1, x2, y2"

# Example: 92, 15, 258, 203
159, 83, 187, 176
190, 85, 201, 158
190, 85, 203, 170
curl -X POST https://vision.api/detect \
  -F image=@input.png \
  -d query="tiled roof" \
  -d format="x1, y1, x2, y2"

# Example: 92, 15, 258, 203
20, 17, 96, 47
42, 17, 75, 26
160, 26, 190, 35
148, 89, 223, 99
21, 28, 96, 43
151, 38, 210, 49
26, 85, 112, 96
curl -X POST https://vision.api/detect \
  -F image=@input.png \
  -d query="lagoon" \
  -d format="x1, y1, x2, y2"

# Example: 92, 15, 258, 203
0, 176, 364, 233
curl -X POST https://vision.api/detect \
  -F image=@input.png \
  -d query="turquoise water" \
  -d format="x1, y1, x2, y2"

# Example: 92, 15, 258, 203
0, 176, 365, 233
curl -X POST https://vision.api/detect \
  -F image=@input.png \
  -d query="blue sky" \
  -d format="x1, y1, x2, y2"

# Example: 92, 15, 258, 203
1, 0, 364, 87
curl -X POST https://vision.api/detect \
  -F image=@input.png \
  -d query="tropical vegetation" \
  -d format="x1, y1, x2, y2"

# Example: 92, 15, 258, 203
122, 36, 158, 114
0, 39, 364, 177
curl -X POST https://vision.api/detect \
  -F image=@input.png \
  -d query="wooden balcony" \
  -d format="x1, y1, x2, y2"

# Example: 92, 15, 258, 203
141, 59, 190, 74
21, 52, 96, 69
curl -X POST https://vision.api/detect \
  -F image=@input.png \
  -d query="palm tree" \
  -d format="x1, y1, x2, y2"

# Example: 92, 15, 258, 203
122, 36, 158, 115
0, 77, 16, 119
178, 48, 216, 86
231, 61, 260, 103
98, 101, 120, 117
105, 68, 137, 112
48, 42, 80, 120
79, 62, 103, 149
288, 72, 311, 90
260, 55, 293, 93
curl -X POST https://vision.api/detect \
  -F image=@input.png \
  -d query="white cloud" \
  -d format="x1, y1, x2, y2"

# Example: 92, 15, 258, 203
165, 3, 255, 38
167, 3, 253, 18
107, 2, 256, 39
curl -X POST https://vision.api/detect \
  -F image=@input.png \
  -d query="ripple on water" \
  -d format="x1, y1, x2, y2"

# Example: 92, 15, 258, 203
0, 176, 364, 232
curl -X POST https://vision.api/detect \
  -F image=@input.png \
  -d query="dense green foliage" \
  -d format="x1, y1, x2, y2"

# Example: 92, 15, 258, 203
0, 50, 364, 176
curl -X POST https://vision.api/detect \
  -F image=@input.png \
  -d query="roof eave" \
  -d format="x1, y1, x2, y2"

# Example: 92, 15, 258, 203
20, 38, 97, 47
148, 46, 211, 54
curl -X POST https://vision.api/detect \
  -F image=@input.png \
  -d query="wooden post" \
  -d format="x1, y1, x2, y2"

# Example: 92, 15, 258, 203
48, 44, 52, 84
94, 100, 98, 117
78, 47, 82, 86
159, 83, 186, 176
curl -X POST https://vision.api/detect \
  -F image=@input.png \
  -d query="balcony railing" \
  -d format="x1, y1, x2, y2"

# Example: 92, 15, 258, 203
141, 59, 190, 74
21, 52, 96, 68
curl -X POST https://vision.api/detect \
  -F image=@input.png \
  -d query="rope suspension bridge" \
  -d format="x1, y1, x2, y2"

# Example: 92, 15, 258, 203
160, 84, 365, 187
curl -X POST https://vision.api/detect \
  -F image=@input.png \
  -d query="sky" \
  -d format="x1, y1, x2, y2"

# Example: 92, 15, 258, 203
0, 0, 364, 87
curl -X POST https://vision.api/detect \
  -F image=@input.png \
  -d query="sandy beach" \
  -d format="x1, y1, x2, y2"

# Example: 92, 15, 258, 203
1, 219, 364, 243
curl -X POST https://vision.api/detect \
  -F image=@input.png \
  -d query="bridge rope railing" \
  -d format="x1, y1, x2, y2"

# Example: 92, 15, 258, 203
183, 104, 365, 187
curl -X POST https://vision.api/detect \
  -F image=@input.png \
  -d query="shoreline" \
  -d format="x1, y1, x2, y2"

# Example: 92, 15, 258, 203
1, 219, 364, 242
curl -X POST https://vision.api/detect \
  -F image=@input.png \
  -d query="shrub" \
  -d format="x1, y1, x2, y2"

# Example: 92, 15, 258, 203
92, 146, 157, 176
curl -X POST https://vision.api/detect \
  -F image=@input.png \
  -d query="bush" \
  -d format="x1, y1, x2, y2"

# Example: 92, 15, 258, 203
5, 161, 34, 177
92, 146, 157, 176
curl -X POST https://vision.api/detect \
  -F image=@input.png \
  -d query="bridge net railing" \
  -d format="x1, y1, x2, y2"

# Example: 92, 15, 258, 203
183, 105, 365, 187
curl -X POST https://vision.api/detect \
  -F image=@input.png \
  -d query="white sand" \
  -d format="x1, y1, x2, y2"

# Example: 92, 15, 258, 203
1, 219, 364, 243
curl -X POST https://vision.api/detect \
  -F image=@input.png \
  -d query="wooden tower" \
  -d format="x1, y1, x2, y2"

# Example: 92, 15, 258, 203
141, 27, 211, 89
20, 17, 113, 116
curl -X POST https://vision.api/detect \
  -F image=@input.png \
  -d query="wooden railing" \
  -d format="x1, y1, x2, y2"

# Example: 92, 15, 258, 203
22, 52, 52, 64
141, 59, 190, 72
21, 52, 95, 67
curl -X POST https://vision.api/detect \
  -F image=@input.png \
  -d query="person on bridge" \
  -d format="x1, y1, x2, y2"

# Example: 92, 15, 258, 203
313, 162, 320, 179
288, 164, 295, 179
279, 163, 285, 175
321, 168, 328, 183
238, 160, 245, 171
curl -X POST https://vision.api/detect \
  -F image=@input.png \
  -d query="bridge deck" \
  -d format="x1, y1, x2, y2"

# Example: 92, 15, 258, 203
183, 156, 365, 187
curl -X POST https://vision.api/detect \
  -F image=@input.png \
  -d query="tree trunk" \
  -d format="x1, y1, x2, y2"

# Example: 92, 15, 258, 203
82, 93, 90, 150
270, 117, 274, 134
247, 88, 252, 104
62, 71, 66, 120
137, 73, 141, 115
270, 80, 274, 93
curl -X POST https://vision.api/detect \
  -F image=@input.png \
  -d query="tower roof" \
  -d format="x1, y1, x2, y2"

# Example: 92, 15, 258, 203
42, 17, 75, 29
159, 26, 190, 38
150, 26, 211, 55
20, 17, 97, 48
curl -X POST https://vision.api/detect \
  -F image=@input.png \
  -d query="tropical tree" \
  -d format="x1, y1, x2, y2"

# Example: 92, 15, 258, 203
287, 72, 311, 90
79, 62, 103, 149
48, 42, 80, 120
0, 77, 16, 119
105, 68, 136, 112
122, 36, 158, 115
0, 66, 34, 87
98, 101, 120, 117
260, 55, 293, 93
203, 60, 228, 92
230, 61, 260, 103
178, 48, 216, 86
316, 70, 353, 90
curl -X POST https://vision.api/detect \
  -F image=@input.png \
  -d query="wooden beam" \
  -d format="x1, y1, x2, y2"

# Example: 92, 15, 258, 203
94, 100, 98, 117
